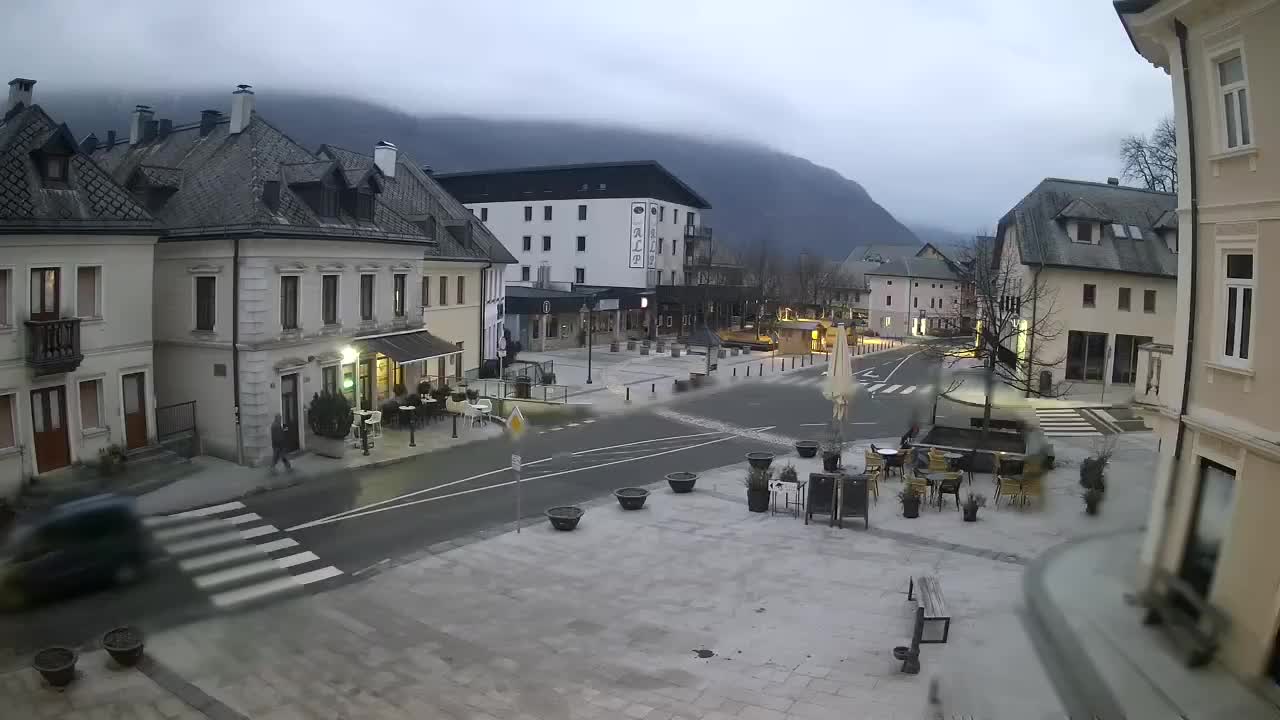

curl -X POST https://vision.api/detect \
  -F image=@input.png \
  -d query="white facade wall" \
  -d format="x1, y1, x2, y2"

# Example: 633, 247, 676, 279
465, 198, 701, 288
154, 238, 488, 465
866, 274, 962, 335
0, 234, 158, 496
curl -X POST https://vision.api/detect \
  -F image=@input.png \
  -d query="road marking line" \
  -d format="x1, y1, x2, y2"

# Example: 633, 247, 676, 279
223, 513, 262, 526
902, 385, 917, 394
881, 351, 920, 384
288, 434, 743, 532
145, 501, 245, 526
567, 423, 580, 427
239, 525, 280, 540
868, 384, 885, 392
195, 559, 283, 590
153, 519, 228, 542
179, 538, 299, 572
284, 429, 736, 531
209, 565, 342, 609
883, 384, 902, 394
165, 531, 245, 556
294, 566, 344, 585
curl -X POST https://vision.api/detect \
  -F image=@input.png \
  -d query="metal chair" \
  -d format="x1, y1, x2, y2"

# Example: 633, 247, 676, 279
867, 467, 882, 502
934, 472, 964, 510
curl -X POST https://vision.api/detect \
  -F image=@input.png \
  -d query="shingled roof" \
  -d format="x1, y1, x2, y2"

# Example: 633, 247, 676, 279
864, 257, 959, 282
0, 104, 152, 232
996, 178, 1177, 278
90, 105, 513, 264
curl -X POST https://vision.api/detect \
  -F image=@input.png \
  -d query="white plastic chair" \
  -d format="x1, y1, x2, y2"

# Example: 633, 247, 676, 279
463, 403, 483, 430
365, 410, 383, 438
474, 398, 493, 424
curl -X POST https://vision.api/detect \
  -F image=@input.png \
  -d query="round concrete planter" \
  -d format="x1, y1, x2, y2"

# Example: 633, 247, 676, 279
746, 452, 775, 470
665, 471, 697, 493
794, 440, 819, 458
102, 626, 145, 667
671, 346, 681, 358
33, 647, 77, 688
614, 487, 650, 510
546, 506, 584, 531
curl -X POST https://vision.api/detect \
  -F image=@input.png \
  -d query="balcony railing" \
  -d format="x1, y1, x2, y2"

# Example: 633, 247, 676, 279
25, 317, 83, 375
683, 225, 713, 239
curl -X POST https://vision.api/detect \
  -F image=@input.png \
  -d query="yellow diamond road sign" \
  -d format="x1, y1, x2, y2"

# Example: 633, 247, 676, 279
507, 406, 527, 439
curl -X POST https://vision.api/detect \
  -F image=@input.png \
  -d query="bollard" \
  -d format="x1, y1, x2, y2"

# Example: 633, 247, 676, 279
362, 422, 370, 456
408, 413, 416, 448
651, 383, 655, 394
747, 365, 751, 377
733, 367, 737, 378
452, 412, 458, 439
759, 362, 763, 376
791, 357, 795, 369
626, 386, 631, 402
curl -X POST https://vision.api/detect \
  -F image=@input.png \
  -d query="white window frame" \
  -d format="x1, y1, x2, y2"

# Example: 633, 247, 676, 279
77, 376, 107, 433
574, 267, 585, 284
1218, 241, 1256, 368
74, 263, 104, 321
1210, 45, 1253, 152
0, 391, 17, 452
0, 266, 13, 330
192, 275, 218, 333
321, 273, 341, 327
278, 271, 303, 331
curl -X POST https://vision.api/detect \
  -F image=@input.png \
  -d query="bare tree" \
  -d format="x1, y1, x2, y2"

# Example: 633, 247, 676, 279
789, 252, 840, 310
742, 238, 782, 322
919, 238, 1065, 439
1121, 117, 1177, 193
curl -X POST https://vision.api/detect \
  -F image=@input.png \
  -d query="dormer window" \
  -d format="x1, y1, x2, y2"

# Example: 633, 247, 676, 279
38, 153, 70, 187
355, 190, 374, 221
1076, 222, 1093, 244
319, 186, 339, 218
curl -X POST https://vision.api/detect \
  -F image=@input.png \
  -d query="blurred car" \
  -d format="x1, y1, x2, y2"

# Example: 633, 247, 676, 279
0, 494, 151, 610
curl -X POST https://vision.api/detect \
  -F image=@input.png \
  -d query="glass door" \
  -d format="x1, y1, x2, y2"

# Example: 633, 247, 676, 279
1179, 459, 1236, 603
29, 268, 60, 320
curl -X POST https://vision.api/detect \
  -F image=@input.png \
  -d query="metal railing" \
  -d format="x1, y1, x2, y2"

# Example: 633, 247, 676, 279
474, 378, 570, 404
25, 317, 82, 375
683, 225, 713, 239
156, 400, 197, 440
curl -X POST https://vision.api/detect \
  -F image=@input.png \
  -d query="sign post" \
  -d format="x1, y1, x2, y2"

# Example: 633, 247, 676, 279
507, 406, 527, 532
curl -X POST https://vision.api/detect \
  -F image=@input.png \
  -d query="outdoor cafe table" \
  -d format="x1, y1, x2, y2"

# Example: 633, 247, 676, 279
399, 406, 416, 429
876, 447, 900, 477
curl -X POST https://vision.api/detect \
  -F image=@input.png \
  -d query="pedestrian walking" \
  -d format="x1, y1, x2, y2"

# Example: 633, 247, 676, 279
270, 413, 293, 474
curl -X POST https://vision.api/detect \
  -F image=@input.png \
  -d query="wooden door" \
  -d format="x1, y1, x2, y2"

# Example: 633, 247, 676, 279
29, 268, 60, 320
280, 373, 300, 451
359, 359, 374, 410
122, 372, 148, 450
30, 386, 70, 472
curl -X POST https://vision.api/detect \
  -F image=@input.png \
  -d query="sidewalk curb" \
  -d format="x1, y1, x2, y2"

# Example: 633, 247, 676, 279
1021, 527, 1141, 720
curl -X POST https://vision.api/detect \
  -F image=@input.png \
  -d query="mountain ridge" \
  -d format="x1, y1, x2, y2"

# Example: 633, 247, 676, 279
40, 90, 920, 258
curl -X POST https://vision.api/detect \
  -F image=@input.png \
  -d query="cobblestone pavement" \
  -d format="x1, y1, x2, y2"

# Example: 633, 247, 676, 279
1, 433, 1155, 719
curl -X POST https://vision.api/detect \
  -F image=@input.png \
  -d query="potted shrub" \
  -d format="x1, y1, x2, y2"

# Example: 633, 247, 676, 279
1083, 487, 1103, 516
745, 467, 771, 513
778, 464, 799, 484
307, 392, 353, 459
899, 487, 922, 519
32, 647, 77, 688
102, 626, 145, 667
1079, 437, 1115, 490
745, 452, 775, 470
794, 440, 819, 459
465, 388, 480, 403
393, 383, 408, 399
614, 487, 650, 510
546, 506, 584, 531
820, 438, 841, 472
666, 471, 697, 493
416, 380, 432, 398
97, 444, 127, 477
961, 493, 986, 522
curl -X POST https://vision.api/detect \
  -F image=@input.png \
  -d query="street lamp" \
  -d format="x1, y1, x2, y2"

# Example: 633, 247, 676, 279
580, 302, 594, 384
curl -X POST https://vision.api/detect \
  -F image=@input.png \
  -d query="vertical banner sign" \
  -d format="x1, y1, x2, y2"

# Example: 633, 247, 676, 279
647, 203, 659, 269
629, 202, 646, 268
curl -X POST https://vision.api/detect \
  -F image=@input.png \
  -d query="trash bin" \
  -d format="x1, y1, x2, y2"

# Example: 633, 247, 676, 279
1039, 370, 1052, 397
514, 376, 532, 399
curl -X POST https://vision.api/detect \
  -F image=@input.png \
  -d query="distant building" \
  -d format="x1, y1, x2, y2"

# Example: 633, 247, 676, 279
91, 86, 514, 465
992, 177, 1177, 389
865, 258, 966, 336
0, 79, 159, 493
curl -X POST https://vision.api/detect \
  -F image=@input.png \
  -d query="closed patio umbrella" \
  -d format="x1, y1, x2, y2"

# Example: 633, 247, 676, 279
822, 324, 857, 420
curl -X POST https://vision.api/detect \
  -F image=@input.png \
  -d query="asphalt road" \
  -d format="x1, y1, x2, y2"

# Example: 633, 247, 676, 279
0, 345, 938, 667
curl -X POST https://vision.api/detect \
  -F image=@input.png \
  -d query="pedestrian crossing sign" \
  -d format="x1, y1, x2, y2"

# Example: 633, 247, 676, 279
507, 406, 527, 439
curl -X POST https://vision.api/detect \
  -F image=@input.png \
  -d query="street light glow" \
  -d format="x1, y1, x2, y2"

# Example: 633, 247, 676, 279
340, 346, 359, 364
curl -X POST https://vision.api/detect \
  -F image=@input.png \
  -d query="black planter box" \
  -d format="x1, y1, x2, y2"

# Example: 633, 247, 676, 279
917, 425, 1027, 473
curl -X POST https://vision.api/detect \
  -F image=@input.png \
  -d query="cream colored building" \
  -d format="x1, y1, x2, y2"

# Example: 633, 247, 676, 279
1120, 0, 1280, 692
866, 258, 964, 336
92, 87, 513, 465
0, 80, 159, 498
992, 177, 1178, 390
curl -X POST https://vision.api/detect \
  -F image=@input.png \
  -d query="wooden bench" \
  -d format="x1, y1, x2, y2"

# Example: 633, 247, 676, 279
1139, 568, 1228, 668
907, 575, 951, 643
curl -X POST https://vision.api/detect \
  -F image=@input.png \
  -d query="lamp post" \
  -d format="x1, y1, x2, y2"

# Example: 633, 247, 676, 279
580, 302, 594, 384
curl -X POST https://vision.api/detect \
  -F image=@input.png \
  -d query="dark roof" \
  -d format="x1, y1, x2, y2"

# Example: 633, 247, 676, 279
505, 285, 590, 299
996, 177, 1177, 278
837, 259, 879, 289
842, 243, 919, 264
354, 329, 461, 363
434, 161, 711, 209
89, 110, 513, 263
0, 105, 152, 232
864, 257, 959, 281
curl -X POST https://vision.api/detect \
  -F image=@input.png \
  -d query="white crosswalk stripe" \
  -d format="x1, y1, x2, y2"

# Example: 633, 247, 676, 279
1035, 407, 1103, 437
146, 502, 343, 610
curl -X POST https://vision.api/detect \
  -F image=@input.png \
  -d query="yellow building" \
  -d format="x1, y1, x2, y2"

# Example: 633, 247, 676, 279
1119, 0, 1280, 692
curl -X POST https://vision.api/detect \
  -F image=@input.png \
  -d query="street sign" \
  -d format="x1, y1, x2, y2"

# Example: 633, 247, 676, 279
511, 454, 521, 472
597, 298, 619, 311
543, 300, 551, 314
506, 405, 527, 439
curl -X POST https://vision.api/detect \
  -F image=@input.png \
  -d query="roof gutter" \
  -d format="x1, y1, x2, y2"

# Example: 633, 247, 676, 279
233, 234, 244, 465
479, 260, 492, 374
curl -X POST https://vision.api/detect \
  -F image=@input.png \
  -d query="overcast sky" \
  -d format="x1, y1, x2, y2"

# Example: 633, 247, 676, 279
2, 0, 1171, 232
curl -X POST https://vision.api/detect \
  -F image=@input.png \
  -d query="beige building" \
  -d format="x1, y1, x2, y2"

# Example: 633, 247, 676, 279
992, 177, 1177, 390
866, 258, 964, 336
1119, 0, 1280, 693
0, 80, 160, 497
91, 87, 513, 465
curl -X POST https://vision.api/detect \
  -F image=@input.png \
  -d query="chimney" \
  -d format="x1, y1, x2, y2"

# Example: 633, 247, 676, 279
420, 164, 434, 176
1106, 177, 1120, 186
199, 109, 220, 136
80, 133, 99, 154
5, 78, 34, 116
157, 118, 173, 139
142, 119, 159, 143
129, 105, 153, 145
106, 130, 116, 147
374, 140, 397, 178
229, 84, 254, 135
